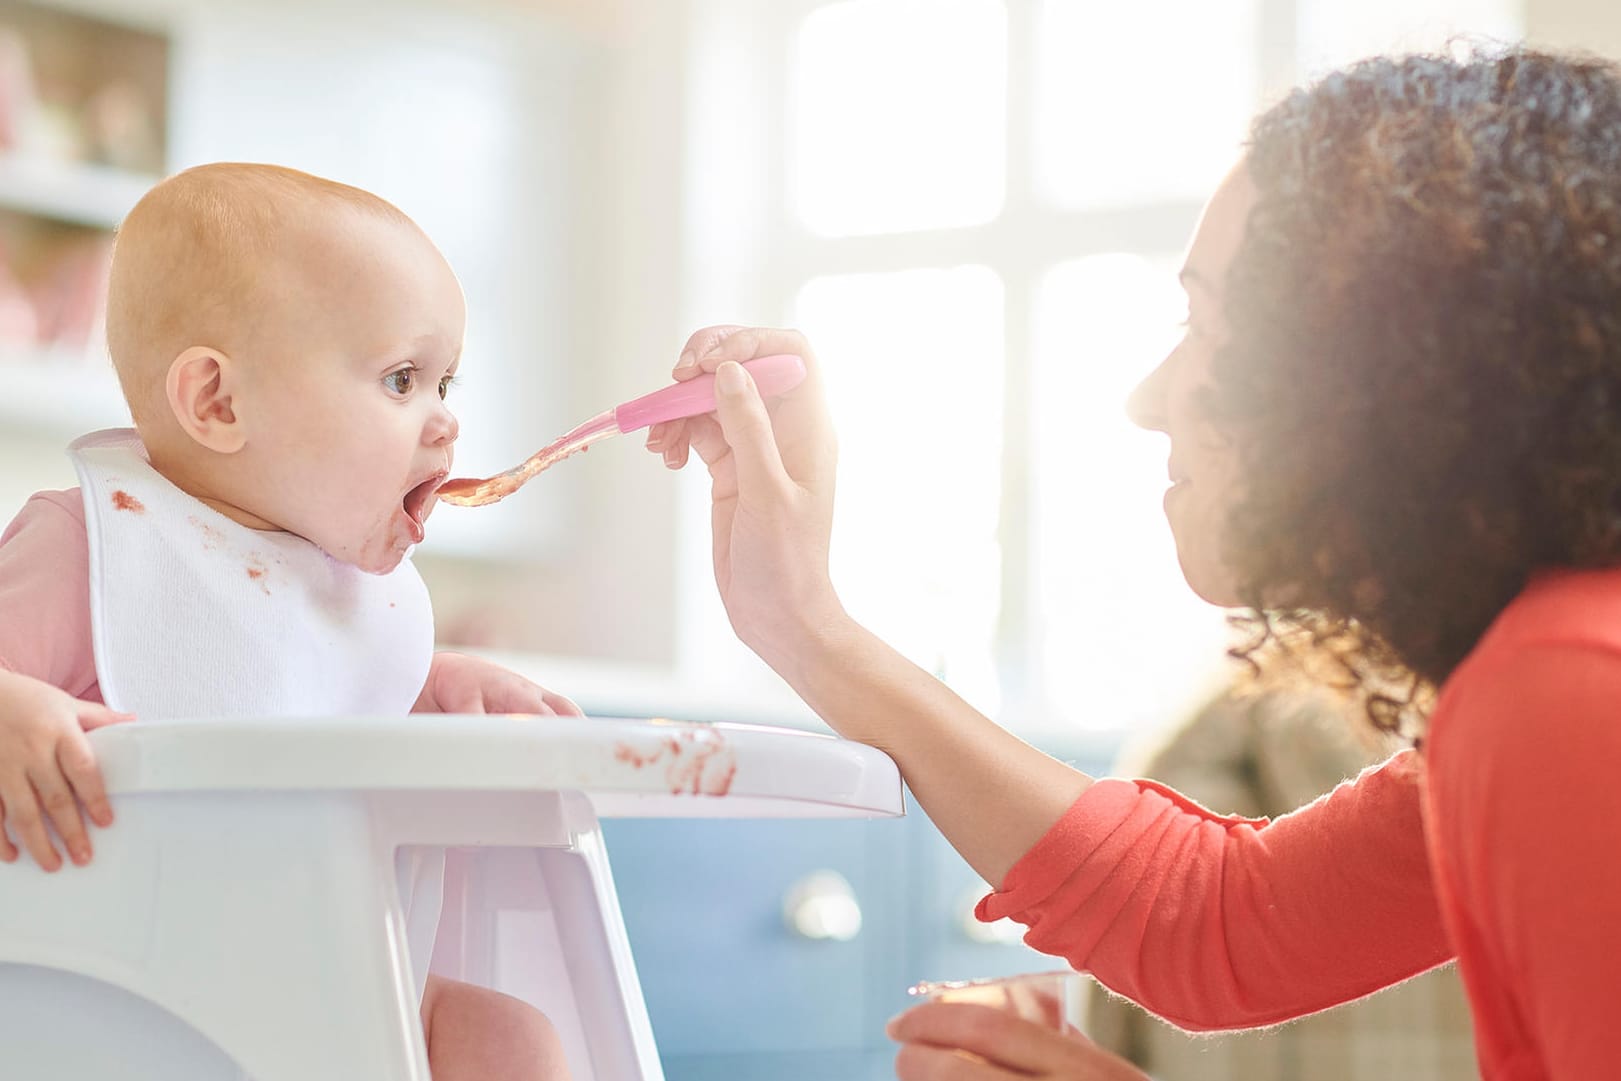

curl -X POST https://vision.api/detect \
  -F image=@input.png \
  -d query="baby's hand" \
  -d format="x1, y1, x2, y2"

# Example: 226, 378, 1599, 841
413, 651, 583, 717
0, 669, 134, 871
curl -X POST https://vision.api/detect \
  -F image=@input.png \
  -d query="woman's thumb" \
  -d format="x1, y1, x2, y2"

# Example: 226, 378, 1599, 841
714, 362, 791, 494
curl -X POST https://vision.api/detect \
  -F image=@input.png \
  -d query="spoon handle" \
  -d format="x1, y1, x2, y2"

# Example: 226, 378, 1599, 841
612, 354, 807, 432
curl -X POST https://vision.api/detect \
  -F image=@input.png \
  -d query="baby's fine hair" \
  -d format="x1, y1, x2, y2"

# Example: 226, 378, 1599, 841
105, 163, 418, 425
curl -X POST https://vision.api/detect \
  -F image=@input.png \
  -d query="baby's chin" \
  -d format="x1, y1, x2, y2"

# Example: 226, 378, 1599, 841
355, 551, 408, 576
351, 538, 413, 576
320, 526, 414, 576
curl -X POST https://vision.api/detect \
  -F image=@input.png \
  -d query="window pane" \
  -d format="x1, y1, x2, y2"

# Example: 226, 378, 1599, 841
792, 0, 1007, 237
794, 266, 1004, 710
1034, 0, 1259, 210
1297, 0, 1521, 76
1032, 255, 1229, 732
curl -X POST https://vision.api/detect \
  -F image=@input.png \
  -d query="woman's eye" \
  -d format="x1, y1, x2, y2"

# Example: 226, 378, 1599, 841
384, 368, 416, 395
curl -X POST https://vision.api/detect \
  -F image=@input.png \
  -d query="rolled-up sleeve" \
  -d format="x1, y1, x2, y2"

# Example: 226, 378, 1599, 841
980, 750, 1452, 1031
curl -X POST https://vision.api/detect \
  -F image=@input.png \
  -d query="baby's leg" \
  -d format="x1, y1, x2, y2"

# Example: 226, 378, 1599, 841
421, 973, 573, 1081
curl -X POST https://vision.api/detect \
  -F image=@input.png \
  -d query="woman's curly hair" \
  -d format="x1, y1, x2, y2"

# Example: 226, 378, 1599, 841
1216, 47, 1621, 735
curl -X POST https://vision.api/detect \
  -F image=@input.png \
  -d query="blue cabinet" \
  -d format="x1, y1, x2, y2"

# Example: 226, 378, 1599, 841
602, 743, 1115, 1081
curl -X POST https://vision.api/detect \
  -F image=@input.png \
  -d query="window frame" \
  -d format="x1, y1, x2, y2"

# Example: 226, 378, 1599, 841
676, 0, 1298, 739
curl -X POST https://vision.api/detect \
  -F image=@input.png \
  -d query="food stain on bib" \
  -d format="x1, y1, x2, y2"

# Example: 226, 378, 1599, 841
187, 516, 225, 551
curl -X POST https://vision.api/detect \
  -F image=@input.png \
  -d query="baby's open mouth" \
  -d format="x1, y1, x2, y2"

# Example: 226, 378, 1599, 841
402, 474, 446, 542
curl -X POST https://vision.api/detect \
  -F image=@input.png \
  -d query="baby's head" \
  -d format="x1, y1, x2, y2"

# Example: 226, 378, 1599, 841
106, 163, 466, 573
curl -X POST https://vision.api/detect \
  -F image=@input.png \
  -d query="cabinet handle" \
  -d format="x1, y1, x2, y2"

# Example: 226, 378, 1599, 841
782, 870, 863, 941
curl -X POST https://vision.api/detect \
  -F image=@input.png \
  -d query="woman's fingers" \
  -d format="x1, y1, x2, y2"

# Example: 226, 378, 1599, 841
713, 362, 793, 498
699, 327, 837, 489
646, 418, 678, 452
889, 1003, 1149, 1080
893, 1042, 1017, 1081
647, 417, 692, 466
651, 325, 754, 466
692, 326, 810, 372
676, 324, 747, 377
656, 327, 835, 487
680, 414, 729, 470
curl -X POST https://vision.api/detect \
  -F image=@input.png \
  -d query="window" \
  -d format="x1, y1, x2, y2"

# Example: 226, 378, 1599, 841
678, 0, 1524, 739
792, 0, 1006, 236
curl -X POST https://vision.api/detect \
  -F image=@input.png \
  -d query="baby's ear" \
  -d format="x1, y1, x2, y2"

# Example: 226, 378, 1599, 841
165, 346, 246, 453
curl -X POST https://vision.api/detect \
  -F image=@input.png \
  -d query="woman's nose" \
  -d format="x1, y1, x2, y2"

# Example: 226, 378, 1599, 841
1127, 354, 1172, 432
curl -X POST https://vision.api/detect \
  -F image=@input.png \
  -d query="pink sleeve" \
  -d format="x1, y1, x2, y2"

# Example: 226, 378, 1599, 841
979, 749, 1452, 1030
1432, 643, 1621, 1080
0, 491, 98, 699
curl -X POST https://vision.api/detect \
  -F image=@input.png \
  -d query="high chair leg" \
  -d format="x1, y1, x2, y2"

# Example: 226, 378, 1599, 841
427, 795, 665, 1081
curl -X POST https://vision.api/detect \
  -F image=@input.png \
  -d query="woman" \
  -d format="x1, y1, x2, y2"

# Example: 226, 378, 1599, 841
646, 47, 1621, 1080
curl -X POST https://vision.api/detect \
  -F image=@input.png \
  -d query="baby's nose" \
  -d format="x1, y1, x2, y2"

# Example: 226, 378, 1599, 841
429, 405, 459, 445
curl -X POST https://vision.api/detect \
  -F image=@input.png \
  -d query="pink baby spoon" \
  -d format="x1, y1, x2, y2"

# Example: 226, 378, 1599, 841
437, 353, 807, 508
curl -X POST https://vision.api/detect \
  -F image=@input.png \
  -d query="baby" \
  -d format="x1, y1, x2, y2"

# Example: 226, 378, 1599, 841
0, 163, 574, 1080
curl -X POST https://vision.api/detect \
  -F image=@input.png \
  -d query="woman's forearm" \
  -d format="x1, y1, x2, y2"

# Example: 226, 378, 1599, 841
779, 615, 1094, 886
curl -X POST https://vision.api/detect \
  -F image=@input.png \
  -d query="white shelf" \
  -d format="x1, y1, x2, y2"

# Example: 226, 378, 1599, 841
0, 156, 156, 230
0, 351, 129, 436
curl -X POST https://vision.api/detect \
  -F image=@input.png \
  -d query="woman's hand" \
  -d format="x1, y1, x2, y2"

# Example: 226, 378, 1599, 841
0, 669, 133, 870
413, 651, 582, 716
648, 327, 1094, 883
888, 1002, 1150, 1080
646, 325, 848, 677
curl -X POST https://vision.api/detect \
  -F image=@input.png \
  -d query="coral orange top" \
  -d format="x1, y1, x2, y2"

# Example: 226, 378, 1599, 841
983, 568, 1621, 1081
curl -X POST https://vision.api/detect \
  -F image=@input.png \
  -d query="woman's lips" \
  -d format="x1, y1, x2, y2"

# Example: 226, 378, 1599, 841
1164, 476, 1191, 511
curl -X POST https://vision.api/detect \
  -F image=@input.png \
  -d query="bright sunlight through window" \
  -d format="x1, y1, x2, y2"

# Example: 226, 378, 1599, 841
1032, 255, 1231, 729
1034, 0, 1260, 209
681, 0, 1526, 738
792, 0, 1007, 237
794, 266, 1006, 713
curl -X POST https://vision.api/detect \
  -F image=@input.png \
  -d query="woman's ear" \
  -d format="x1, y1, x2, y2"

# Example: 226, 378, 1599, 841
165, 345, 246, 453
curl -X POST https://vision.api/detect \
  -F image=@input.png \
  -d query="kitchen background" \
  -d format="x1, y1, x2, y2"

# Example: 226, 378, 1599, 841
0, 1, 1611, 1078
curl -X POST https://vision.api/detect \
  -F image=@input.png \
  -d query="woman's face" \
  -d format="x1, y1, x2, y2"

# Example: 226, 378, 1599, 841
1127, 165, 1256, 608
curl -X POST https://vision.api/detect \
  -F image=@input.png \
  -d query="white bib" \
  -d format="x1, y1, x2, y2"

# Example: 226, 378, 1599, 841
71, 429, 432, 720
71, 429, 443, 1008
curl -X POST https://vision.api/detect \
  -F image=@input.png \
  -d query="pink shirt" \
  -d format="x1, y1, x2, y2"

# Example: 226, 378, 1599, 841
0, 491, 100, 701
983, 568, 1621, 1081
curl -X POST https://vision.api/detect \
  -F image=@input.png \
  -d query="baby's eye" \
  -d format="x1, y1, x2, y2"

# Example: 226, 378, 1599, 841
384, 368, 417, 396
438, 374, 458, 400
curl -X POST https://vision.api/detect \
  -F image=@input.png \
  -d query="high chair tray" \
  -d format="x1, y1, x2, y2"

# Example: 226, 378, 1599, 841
89, 715, 904, 820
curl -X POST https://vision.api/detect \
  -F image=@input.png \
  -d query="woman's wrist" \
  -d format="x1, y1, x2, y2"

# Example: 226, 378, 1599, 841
747, 595, 859, 698
774, 615, 912, 747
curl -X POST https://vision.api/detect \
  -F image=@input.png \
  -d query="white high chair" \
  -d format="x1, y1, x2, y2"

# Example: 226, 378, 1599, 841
0, 715, 903, 1080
